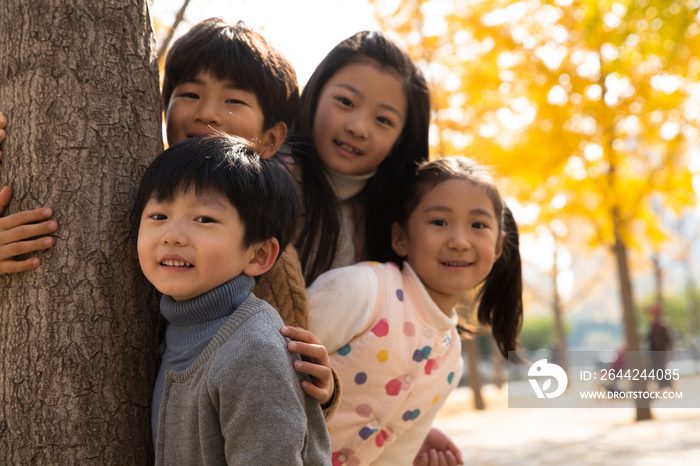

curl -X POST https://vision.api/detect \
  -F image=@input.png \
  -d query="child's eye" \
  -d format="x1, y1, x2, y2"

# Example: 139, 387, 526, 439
430, 219, 447, 226
472, 222, 488, 229
225, 98, 247, 105
195, 216, 215, 224
337, 97, 353, 107
181, 92, 199, 99
376, 116, 393, 126
148, 213, 167, 221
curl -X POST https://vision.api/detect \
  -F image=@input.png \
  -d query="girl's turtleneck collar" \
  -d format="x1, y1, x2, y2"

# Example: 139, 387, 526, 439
325, 168, 376, 202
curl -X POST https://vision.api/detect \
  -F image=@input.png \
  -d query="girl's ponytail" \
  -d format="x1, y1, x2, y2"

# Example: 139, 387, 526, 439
476, 206, 523, 359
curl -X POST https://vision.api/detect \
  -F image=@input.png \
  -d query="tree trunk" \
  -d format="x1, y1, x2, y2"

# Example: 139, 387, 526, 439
612, 216, 652, 421
684, 260, 699, 360
0, 1, 162, 463
551, 241, 568, 372
463, 337, 485, 410
491, 336, 503, 389
156, 0, 192, 63
652, 250, 663, 307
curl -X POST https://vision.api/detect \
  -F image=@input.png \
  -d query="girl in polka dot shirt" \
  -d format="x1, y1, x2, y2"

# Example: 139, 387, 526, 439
305, 157, 523, 466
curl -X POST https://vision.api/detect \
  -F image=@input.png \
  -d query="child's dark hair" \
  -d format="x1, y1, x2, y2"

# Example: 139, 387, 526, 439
133, 135, 299, 254
289, 30, 431, 285
393, 156, 523, 359
162, 18, 299, 130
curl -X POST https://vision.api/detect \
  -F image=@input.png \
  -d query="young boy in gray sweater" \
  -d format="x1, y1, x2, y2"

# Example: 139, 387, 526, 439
134, 134, 331, 465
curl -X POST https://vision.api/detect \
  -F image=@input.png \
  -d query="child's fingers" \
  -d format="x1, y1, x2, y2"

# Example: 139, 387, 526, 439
293, 358, 331, 382
300, 379, 330, 403
0, 187, 12, 213
0, 112, 6, 146
0, 256, 42, 274
287, 340, 329, 362
0, 208, 58, 233
413, 453, 428, 466
0, 235, 55, 262
0, 219, 58, 247
444, 450, 460, 466
444, 440, 463, 464
450, 448, 464, 465
280, 325, 322, 345
427, 449, 447, 466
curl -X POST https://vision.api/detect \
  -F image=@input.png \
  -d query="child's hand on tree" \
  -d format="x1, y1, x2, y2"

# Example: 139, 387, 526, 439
413, 427, 464, 466
0, 112, 7, 153
0, 112, 59, 273
280, 326, 335, 407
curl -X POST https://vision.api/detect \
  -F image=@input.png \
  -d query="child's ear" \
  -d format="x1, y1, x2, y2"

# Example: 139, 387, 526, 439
258, 121, 288, 160
243, 238, 280, 277
495, 232, 504, 260
391, 222, 408, 258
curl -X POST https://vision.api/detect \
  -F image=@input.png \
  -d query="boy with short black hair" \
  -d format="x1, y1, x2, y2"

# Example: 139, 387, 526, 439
135, 134, 331, 465
161, 18, 298, 154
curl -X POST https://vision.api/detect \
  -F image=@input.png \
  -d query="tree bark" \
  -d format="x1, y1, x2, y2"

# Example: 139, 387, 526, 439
0, 0, 162, 463
612, 215, 652, 421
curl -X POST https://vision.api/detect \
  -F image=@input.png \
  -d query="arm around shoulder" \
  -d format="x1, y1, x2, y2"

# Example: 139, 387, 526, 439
253, 244, 309, 328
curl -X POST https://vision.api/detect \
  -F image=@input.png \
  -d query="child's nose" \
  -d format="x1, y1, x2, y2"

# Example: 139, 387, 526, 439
345, 114, 368, 140
448, 229, 470, 250
194, 99, 223, 125
161, 224, 189, 246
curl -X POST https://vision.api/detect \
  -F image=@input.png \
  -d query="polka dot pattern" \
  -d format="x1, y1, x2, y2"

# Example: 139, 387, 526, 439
371, 319, 389, 337
375, 430, 389, 447
359, 426, 376, 440
424, 359, 437, 375
355, 404, 372, 417
328, 262, 462, 464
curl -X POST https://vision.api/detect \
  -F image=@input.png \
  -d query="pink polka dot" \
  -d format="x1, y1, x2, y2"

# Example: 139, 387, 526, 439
403, 322, 415, 337
389, 262, 400, 269
371, 319, 389, 337
385, 378, 402, 396
375, 430, 389, 447
355, 404, 372, 417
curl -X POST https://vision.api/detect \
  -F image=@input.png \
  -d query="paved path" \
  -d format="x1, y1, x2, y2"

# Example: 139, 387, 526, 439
433, 381, 700, 465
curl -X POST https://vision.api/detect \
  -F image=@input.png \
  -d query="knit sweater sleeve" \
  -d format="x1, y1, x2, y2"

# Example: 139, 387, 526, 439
307, 264, 379, 354
252, 244, 309, 329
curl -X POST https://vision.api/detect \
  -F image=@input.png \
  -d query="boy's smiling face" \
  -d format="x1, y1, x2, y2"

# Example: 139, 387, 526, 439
137, 188, 257, 301
165, 70, 267, 148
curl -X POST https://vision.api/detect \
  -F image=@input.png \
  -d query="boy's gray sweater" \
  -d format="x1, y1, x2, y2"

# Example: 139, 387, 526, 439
153, 279, 331, 465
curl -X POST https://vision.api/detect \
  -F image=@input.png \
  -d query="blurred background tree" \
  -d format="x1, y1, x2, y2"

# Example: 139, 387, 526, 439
372, 0, 700, 420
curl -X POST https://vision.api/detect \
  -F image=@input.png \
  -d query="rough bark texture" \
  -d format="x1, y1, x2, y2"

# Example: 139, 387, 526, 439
0, 0, 162, 463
